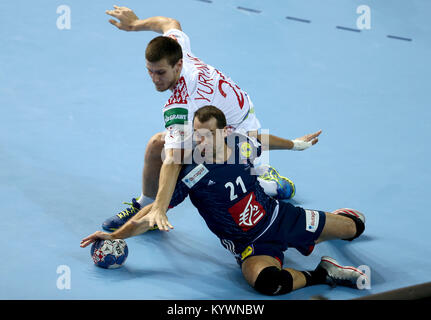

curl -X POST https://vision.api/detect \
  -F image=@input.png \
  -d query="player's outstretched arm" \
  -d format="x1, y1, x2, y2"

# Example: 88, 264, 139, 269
106, 5, 181, 33
257, 130, 321, 151
112, 203, 155, 238
79, 204, 154, 248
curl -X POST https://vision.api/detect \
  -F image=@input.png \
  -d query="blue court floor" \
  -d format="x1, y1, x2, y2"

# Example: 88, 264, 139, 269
1, 0, 430, 300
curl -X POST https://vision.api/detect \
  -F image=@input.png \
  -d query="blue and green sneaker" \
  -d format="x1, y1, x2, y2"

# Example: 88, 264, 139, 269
259, 165, 296, 200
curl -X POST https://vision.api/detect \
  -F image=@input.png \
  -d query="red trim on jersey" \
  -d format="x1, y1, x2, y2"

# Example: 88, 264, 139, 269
305, 245, 315, 256
274, 256, 282, 268
167, 34, 178, 41
164, 76, 189, 108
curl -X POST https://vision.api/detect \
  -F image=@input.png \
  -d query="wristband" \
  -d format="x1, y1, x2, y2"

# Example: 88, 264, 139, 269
292, 139, 312, 151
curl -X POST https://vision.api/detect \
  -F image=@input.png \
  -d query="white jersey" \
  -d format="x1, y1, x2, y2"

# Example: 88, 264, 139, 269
162, 29, 260, 149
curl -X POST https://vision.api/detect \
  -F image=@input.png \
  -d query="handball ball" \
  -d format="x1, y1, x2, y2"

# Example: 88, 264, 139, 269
90, 239, 128, 269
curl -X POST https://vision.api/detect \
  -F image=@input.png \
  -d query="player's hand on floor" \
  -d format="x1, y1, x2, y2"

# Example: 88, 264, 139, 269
145, 207, 173, 232
80, 231, 113, 248
106, 5, 139, 31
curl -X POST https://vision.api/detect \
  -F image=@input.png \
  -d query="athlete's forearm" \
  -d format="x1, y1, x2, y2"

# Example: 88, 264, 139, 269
258, 133, 294, 151
111, 204, 154, 239
152, 150, 182, 212
133, 16, 181, 33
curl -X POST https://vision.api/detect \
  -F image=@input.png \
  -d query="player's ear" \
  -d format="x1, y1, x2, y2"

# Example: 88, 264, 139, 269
175, 58, 183, 72
222, 126, 230, 138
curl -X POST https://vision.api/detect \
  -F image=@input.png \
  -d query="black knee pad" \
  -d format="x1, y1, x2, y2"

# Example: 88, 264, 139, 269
254, 266, 293, 295
337, 213, 365, 241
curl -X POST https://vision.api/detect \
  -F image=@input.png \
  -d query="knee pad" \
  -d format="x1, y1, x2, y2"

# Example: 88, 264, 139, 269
336, 212, 365, 241
254, 266, 293, 295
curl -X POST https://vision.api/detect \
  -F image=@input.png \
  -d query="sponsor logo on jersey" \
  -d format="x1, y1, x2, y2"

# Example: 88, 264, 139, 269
182, 164, 209, 188
240, 142, 252, 158
228, 192, 266, 231
305, 209, 320, 233
164, 107, 188, 127
207, 180, 216, 186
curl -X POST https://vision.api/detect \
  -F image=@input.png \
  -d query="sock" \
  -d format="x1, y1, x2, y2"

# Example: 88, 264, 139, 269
253, 163, 269, 176
301, 268, 327, 287
257, 177, 278, 197
137, 193, 155, 207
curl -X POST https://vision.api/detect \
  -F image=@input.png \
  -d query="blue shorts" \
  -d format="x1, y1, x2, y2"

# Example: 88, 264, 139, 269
235, 201, 326, 267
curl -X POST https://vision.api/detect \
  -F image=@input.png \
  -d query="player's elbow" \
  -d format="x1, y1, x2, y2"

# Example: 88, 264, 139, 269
163, 17, 182, 32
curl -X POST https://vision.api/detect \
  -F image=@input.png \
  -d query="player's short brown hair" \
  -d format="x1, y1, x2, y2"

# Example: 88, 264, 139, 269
145, 36, 183, 66
194, 106, 227, 129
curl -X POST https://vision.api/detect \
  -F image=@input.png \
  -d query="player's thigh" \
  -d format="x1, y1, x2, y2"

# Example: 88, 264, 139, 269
241, 255, 281, 287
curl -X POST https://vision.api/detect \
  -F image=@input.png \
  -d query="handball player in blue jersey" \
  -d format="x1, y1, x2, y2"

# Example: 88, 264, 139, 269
81, 106, 368, 295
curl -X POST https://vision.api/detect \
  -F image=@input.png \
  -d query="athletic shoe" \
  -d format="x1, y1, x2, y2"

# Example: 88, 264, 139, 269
259, 165, 296, 200
315, 256, 367, 288
332, 208, 366, 224
102, 198, 142, 232
102, 198, 160, 232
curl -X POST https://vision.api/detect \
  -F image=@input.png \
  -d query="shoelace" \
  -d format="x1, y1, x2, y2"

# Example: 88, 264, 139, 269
260, 168, 284, 187
116, 200, 140, 219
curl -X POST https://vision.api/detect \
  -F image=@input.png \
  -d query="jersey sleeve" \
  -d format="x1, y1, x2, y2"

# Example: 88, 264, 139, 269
168, 171, 190, 209
163, 29, 192, 56
163, 104, 193, 150
164, 123, 193, 150
163, 74, 194, 150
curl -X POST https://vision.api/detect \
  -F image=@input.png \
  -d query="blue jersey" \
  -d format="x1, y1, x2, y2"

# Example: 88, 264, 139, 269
169, 133, 279, 254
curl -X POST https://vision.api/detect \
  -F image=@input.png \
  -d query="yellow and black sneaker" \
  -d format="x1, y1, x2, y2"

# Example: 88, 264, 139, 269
102, 198, 159, 232
102, 198, 141, 232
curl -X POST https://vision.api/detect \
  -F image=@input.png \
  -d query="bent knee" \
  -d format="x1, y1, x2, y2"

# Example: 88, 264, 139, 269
146, 132, 165, 154
253, 266, 293, 295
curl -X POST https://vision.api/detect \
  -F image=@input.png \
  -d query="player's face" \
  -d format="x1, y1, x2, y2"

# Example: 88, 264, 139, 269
146, 58, 182, 92
193, 118, 226, 159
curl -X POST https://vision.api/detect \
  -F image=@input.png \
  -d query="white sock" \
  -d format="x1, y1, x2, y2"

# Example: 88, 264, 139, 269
257, 177, 278, 197
137, 193, 155, 207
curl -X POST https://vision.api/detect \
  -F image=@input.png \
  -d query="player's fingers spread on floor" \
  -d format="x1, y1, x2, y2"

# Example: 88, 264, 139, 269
160, 219, 172, 231
159, 221, 168, 231
164, 221, 174, 231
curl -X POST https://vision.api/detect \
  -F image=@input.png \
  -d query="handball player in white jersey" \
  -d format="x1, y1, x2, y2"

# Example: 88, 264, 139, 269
102, 6, 322, 232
